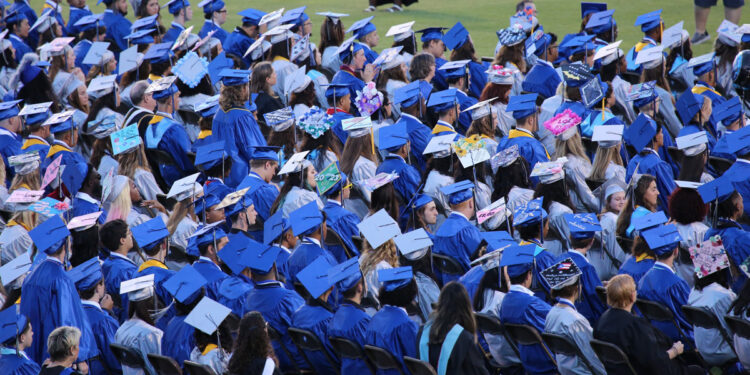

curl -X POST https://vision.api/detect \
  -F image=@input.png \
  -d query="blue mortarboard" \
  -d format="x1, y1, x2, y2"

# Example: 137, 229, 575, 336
194, 141, 228, 170
216, 233, 250, 274
165, 0, 190, 15
427, 88, 458, 112
143, 42, 174, 64
329, 257, 362, 292
26, 111, 51, 126
238, 8, 265, 25
378, 266, 413, 292
726, 122, 750, 155
625, 114, 657, 152
581, 2, 607, 18
642, 224, 681, 256
481, 231, 516, 252
249, 146, 281, 162
263, 210, 285, 245
324, 83, 350, 100
416, 27, 446, 43
443, 22, 469, 50
207, 52, 233, 85
564, 213, 601, 240
348, 16, 376, 40
124, 28, 155, 45
0, 308, 27, 344
281, 6, 306, 26
336, 37, 366, 61
632, 89, 658, 109
199, 0, 225, 14
290, 201, 324, 237
513, 197, 548, 227
4, 8, 27, 24
634, 9, 662, 32
712, 96, 743, 126
439, 59, 470, 79
499, 244, 537, 277
585, 10, 615, 33
62, 161, 86, 195
131, 14, 158, 32
163, 265, 207, 304
526, 30, 551, 57
244, 238, 281, 274
379, 122, 409, 152
132, 217, 169, 251
47, 114, 77, 134
67, 257, 102, 291
505, 94, 537, 120
194, 194, 222, 216
74, 13, 104, 32
562, 34, 595, 56
439, 180, 474, 205
297, 256, 336, 298
523, 62, 561, 99
413, 194, 434, 210
0, 99, 22, 121
698, 176, 736, 204
676, 91, 704, 124
393, 80, 432, 108
29, 215, 70, 254
219, 69, 251, 86
192, 222, 228, 248
631, 211, 668, 232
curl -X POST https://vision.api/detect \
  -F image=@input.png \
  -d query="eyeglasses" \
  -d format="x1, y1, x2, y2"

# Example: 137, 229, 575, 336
217, 9, 227, 13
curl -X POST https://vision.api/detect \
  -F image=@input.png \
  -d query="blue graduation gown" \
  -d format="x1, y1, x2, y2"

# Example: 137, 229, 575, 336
162, 315, 195, 367
72, 195, 107, 225
522, 241, 556, 297
726, 161, 750, 219
144, 116, 196, 187
82, 303, 121, 375
12, 0, 38, 48
455, 89, 477, 134
0, 350, 40, 375
361, 45, 379, 65
397, 114, 432, 172
162, 22, 185, 44
0, 128, 22, 183
102, 253, 138, 323
42, 141, 89, 192
331, 70, 365, 115
237, 172, 279, 241
192, 257, 228, 300
499, 288, 556, 375
711, 131, 735, 161
291, 300, 340, 373
67, 6, 92, 35
223, 28, 255, 68
198, 20, 228, 43
212, 107, 266, 187
8, 34, 32, 63
217, 274, 254, 317
102, 10, 132, 52
467, 61, 489, 99
432, 212, 483, 285
136, 260, 176, 330
375, 155, 421, 202
625, 150, 676, 212
330, 110, 353, 145
365, 305, 418, 375
693, 81, 726, 136
328, 300, 372, 375
73, 40, 93, 76
285, 238, 339, 287
557, 251, 606, 325
244, 280, 306, 371
324, 201, 361, 262
432, 57, 449, 91
458, 265, 485, 304
637, 263, 695, 348
705, 220, 750, 291
618, 256, 655, 285
21, 136, 50, 163
20, 258, 98, 363
496, 129, 550, 186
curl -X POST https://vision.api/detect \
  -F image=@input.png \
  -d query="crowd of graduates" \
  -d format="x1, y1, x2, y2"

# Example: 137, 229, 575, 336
4, 0, 750, 374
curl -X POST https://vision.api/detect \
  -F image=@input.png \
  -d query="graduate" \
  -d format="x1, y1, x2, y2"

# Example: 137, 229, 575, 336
557, 213, 607, 325
22, 215, 98, 364
115, 275, 164, 375
348, 16, 379, 64
391, 80, 433, 171
161, 265, 207, 368
331, 37, 376, 115
285, 201, 339, 287
235, 146, 281, 242
162, 0, 192, 43
375, 122, 421, 203
324, 83, 354, 144
498, 244, 557, 375
512, 198, 557, 295
626, 9, 662, 73
243, 237, 307, 372
711, 97, 744, 160
223, 8, 265, 68
291, 256, 341, 374
67, 0, 93, 36
215, 233, 256, 317
19, 102, 52, 161
100, 219, 139, 323
427, 88, 461, 138
541, 258, 606, 375
132, 217, 177, 329
723, 126, 750, 220
417, 26, 450, 91
676, 92, 716, 153
144, 76, 196, 187
0, 100, 23, 184
190, 222, 229, 300
320, 163, 361, 261
690, 53, 726, 133
198, 0, 228, 43
497, 94, 550, 186
5, 9, 32, 63
72, 166, 107, 225
327, 257, 372, 375
442, 22, 488, 99
101, 0, 132, 52
68, 257, 122, 375
432, 180, 483, 285
0, 308, 40, 375
365, 267, 419, 375
624, 114, 677, 211
637, 222, 695, 348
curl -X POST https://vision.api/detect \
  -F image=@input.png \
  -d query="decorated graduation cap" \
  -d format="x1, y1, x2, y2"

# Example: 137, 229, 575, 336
347, 16, 376, 40
676, 91, 705, 125
120, 274, 155, 302
379, 122, 409, 152
499, 244, 537, 278
163, 265, 207, 304
298, 256, 336, 299
586, 9, 616, 34
544, 109, 582, 141
486, 65, 515, 85
676, 128, 708, 157
513, 197, 547, 227
290, 201, 324, 237
132, 216, 169, 251
328, 256, 362, 292
67, 257, 103, 291
629, 81, 658, 109
440, 180, 474, 205
378, 266, 414, 292
688, 53, 716, 77
564, 213, 601, 240
145, 76, 179, 100
29, 215, 70, 254
634, 9, 662, 32
624, 113, 657, 152
530, 158, 566, 184
505, 93, 537, 120
9, 152, 40, 176
393, 80, 432, 109
642, 224, 681, 256
439, 59, 470, 79
496, 25, 526, 47
194, 141, 229, 171
592, 124, 624, 148
561, 63, 593, 88
315, 162, 348, 197
0, 100, 22, 122
218, 69, 251, 87
297, 106, 332, 139
443, 22, 469, 50
690, 236, 730, 279
416, 27, 447, 42
712, 96, 743, 126
542, 257, 582, 290
492, 144, 521, 171
358, 208, 401, 249
0, 308, 28, 344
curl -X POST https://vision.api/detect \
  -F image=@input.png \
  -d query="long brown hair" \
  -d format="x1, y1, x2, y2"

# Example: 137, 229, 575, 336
360, 239, 399, 280
450, 40, 479, 64
554, 133, 590, 163
589, 146, 623, 181
48, 49, 71, 84
166, 199, 196, 234
269, 166, 314, 214
615, 174, 657, 236
249, 62, 274, 94
228, 312, 277, 373
492, 44, 527, 73
466, 115, 494, 139
117, 144, 152, 178
429, 282, 477, 342
376, 64, 408, 91
319, 17, 344, 51
641, 64, 671, 94
340, 133, 377, 176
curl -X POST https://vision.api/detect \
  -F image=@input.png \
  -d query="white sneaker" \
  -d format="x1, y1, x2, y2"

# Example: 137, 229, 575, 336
364, 5, 376, 12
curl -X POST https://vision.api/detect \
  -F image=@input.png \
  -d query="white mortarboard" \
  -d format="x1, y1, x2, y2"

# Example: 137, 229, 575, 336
82, 42, 112, 66
19, 102, 52, 116
462, 98, 496, 120
5, 189, 44, 204
278, 151, 311, 175
688, 53, 715, 68
0, 251, 32, 286
422, 134, 456, 156
530, 158, 567, 184
471, 250, 502, 271
118, 46, 142, 75
44, 37, 74, 56
284, 66, 312, 96
87, 75, 118, 99
214, 187, 250, 210
145, 76, 178, 95
30, 9, 58, 33
266, 24, 295, 44
0, 30, 9, 51
386, 21, 415, 42
42, 110, 76, 127
184, 296, 232, 335
675, 180, 703, 189
52, 72, 84, 102
634, 45, 664, 69
260, 8, 284, 26
357, 209, 401, 249
593, 40, 622, 61
67, 211, 103, 231
394, 228, 433, 259
662, 21, 685, 49
676, 130, 708, 156
372, 46, 404, 68
341, 116, 372, 132
717, 20, 742, 46
592, 124, 624, 148
119, 274, 155, 301
167, 172, 201, 199
316, 11, 348, 24
243, 35, 269, 59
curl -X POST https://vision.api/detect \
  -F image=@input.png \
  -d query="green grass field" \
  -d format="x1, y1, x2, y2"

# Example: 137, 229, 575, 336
32, 0, 735, 57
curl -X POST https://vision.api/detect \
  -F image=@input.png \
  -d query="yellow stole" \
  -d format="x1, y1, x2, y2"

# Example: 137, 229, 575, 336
201, 344, 218, 356
636, 253, 655, 262
22, 138, 47, 150
46, 143, 71, 158
148, 74, 162, 82
149, 115, 165, 125
692, 85, 721, 97
197, 130, 212, 140
273, 56, 289, 62
137, 259, 168, 272
508, 129, 551, 159
6, 220, 30, 231
431, 124, 455, 134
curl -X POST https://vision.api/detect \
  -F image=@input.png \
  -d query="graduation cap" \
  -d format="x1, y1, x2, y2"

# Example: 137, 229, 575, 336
627, 81, 658, 108
118, 46, 142, 75
324, 83, 350, 100
675, 180, 703, 190
0, 100, 22, 121
593, 40, 623, 62
43, 37, 74, 57
632, 210, 668, 232
297, 255, 336, 299
585, 9, 615, 34
289, 201, 324, 237
591, 124, 624, 149
634, 45, 664, 70
315, 162, 346, 197
690, 236, 730, 279
163, 265, 207, 304
243, 238, 282, 275
513, 197, 547, 227
196, 95, 221, 118
67, 212, 103, 232
461, 98, 495, 122
3, 7, 27, 25
443, 22, 469, 50
505, 93, 537, 120
439, 59, 470, 79
427, 88, 458, 112
530, 158, 567, 184
266, 24, 295, 44
131, 14, 158, 32
194, 141, 228, 170
30, 8, 57, 33
207, 52, 233, 85
440, 180, 474, 205
164, 0, 190, 15
280, 6, 306, 26
561, 63, 593, 88
184, 297, 232, 335
145, 76, 179, 100
87, 75, 118, 100
581, 2, 607, 18
481, 231, 516, 253
725, 124, 750, 155
143, 42, 174, 64
166, 173, 201, 199
711, 96, 743, 126
336, 36, 365, 61
688, 53, 716, 77
67, 257, 103, 291
416, 27, 447, 42
215, 234, 249, 274
173, 50, 208, 90
198, 0, 224, 14
564, 213, 601, 240
491, 144, 521, 171
676, 91, 705, 125
378, 266, 413, 292
82, 42, 112, 66
238, 8, 264, 25
62, 162, 86, 196
496, 25, 526, 47
259, 7, 284, 26
499, 244, 537, 277
328, 256, 362, 292
393, 80, 432, 109
698, 176, 736, 204
356, 172, 400, 193
297, 106, 332, 139
522, 63, 561, 99
124, 28, 156, 45
541, 258, 582, 290
676, 129, 708, 156
316, 11, 349, 24
218, 69, 251, 87
29, 215, 70, 255
642, 224, 681, 256
0, 308, 28, 344
0, 251, 32, 286
249, 146, 281, 162
373, 46, 404, 69
131, 217, 169, 251
624, 114, 657, 152
378, 123, 408, 152
386, 21, 415, 42
394, 229, 433, 260
634, 9, 662, 32
263, 210, 286, 245
579, 76, 606, 109
561, 34, 595, 56
423, 133, 456, 157
662, 21, 686, 48
357, 208, 401, 249
278, 151, 311, 175
348, 16, 376, 40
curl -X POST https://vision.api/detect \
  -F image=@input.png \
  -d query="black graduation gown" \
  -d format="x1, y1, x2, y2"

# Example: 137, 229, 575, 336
416, 326, 490, 375
593, 308, 690, 375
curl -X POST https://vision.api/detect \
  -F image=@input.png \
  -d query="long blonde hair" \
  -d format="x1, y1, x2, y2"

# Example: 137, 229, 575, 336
360, 239, 400, 279
589, 146, 623, 181
9, 210, 38, 230
166, 199, 195, 234
9, 171, 41, 192
106, 184, 132, 222
117, 144, 152, 179
554, 132, 590, 163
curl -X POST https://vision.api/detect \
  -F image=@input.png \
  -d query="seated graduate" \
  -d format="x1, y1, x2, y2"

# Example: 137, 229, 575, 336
100, 219, 139, 323
440, 60, 477, 135
676, 92, 717, 154
427, 88, 462, 138
22, 216, 98, 366
226, 311, 283, 375
512, 197, 557, 295
69, 258, 122, 375
188, 306, 234, 375
391, 80, 435, 172
262, 212, 295, 284
223, 8, 264, 68
542, 258, 606, 375
188, 222, 230, 300
162, 0, 192, 43
498, 244, 557, 375
214, 233, 256, 317
72, 163, 107, 225
594, 274, 696, 375
198, 0, 228, 43
557, 213, 607, 324
328, 256, 372, 374
243, 236, 307, 372
432, 180, 483, 285
417, 281, 489, 375
291, 256, 341, 374
724, 126, 750, 220
285, 202, 339, 288
365, 267, 420, 375
161, 265, 208, 367
690, 53, 726, 131
115, 275, 164, 375
319, 162, 361, 261
375, 122, 421, 204
323, 83, 354, 145
235, 146, 281, 242
497, 93, 550, 186
729, 281, 750, 370
194, 141, 233, 202
42, 109, 88, 200
615, 174, 659, 239
0, 309, 41, 375
711, 97, 744, 161
624, 114, 677, 211
330, 35, 377, 115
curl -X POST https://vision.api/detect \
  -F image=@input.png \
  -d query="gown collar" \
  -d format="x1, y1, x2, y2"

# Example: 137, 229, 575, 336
81, 300, 102, 310
509, 284, 534, 296
568, 249, 588, 263
557, 298, 576, 310
302, 237, 321, 246
110, 251, 135, 264
653, 261, 675, 273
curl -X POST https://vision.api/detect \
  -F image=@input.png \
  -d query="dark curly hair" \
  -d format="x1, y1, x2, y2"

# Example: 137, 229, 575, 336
668, 188, 707, 225
227, 312, 275, 373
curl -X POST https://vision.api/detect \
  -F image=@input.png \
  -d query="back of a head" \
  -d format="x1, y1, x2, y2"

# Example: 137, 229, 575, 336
229, 311, 272, 372
606, 274, 635, 309
129, 80, 151, 106
431, 281, 476, 341
47, 326, 81, 362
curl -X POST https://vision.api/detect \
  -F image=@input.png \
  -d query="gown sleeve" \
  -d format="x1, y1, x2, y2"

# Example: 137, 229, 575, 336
95, 314, 122, 373
53, 277, 99, 361
162, 125, 196, 176
565, 159, 599, 212
235, 113, 268, 162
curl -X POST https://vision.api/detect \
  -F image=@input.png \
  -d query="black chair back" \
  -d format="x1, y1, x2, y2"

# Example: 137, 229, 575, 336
474, 312, 520, 357
585, 178, 605, 191
589, 339, 638, 375
287, 327, 341, 375
636, 299, 689, 343
708, 156, 733, 176
266, 326, 301, 373
109, 343, 154, 375
616, 236, 634, 253
503, 323, 557, 366
325, 226, 355, 259
329, 337, 376, 375
363, 345, 405, 375
432, 253, 465, 277
595, 285, 608, 306
182, 360, 216, 375
541, 332, 597, 374
681, 305, 735, 353
146, 353, 182, 375
666, 146, 684, 166
403, 356, 437, 375
725, 315, 750, 340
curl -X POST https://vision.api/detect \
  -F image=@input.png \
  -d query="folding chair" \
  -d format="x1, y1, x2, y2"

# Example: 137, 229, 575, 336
267, 325, 304, 374
681, 305, 736, 356
287, 327, 341, 375
329, 337, 376, 375
503, 323, 557, 366
725, 315, 750, 340
595, 285, 608, 307
432, 253, 465, 284
110, 343, 156, 375
708, 156, 733, 176
403, 356, 437, 375
474, 312, 520, 357
325, 226, 356, 259
589, 339, 638, 375
541, 332, 598, 374
147, 353, 182, 375
635, 299, 690, 343
182, 360, 216, 375
363, 345, 405, 375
